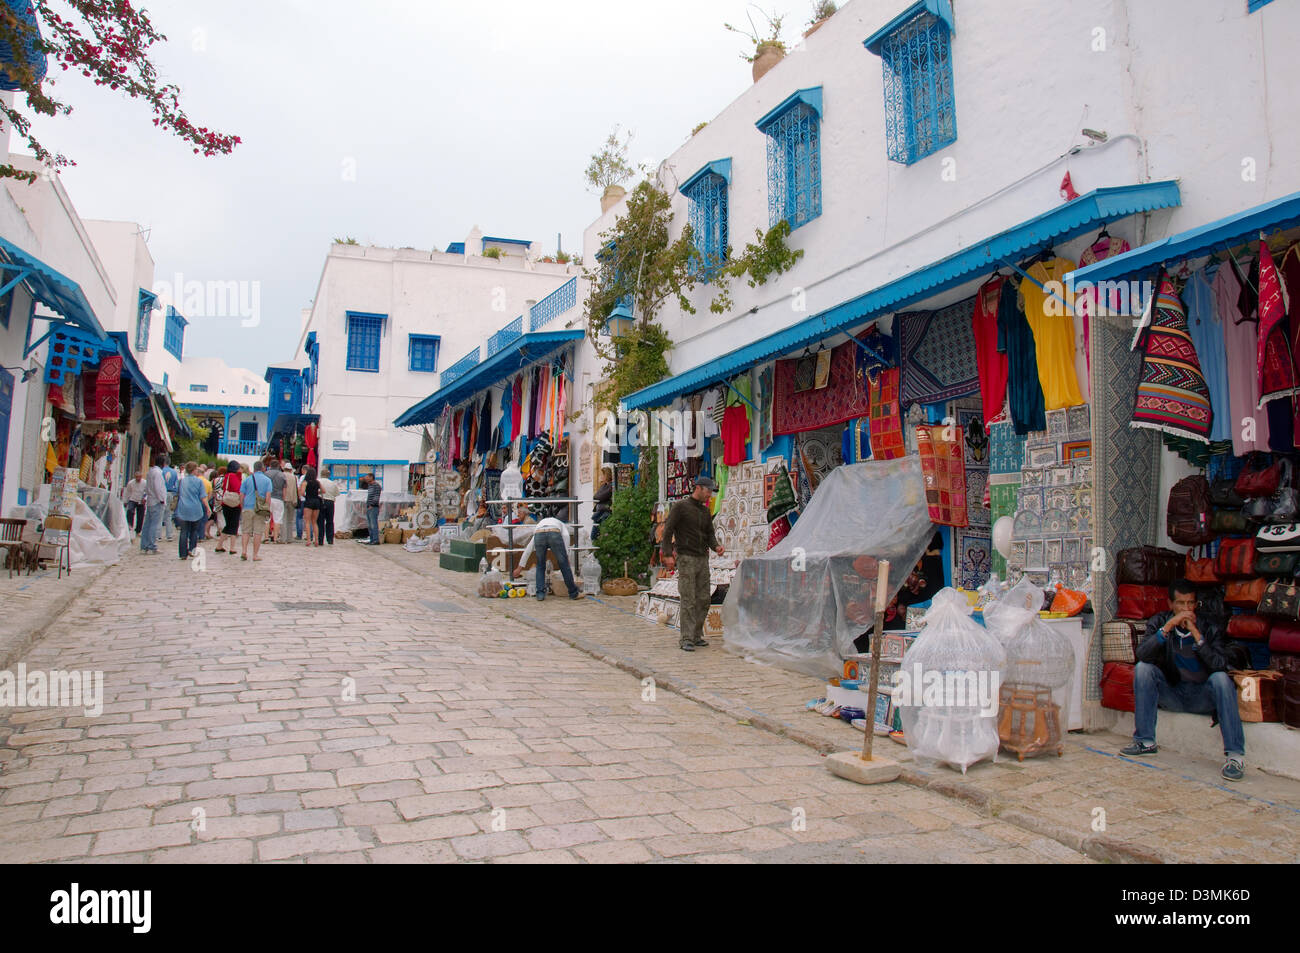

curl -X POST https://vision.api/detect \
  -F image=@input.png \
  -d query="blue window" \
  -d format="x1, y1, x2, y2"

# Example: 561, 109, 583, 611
239, 421, 258, 442
136, 290, 155, 352
330, 463, 379, 491
868, 2, 957, 165
346, 312, 384, 372
757, 89, 822, 230
683, 160, 731, 280
163, 306, 186, 360
408, 334, 440, 373
189, 384, 208, 392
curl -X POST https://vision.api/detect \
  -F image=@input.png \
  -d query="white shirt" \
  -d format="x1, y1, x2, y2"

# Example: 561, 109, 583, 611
318, 476, 339, 501
124, 478, 147, 504
519, 517, 571, 565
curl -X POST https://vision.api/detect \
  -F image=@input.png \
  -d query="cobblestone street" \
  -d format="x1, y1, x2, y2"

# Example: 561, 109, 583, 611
0, 543, 1099, 864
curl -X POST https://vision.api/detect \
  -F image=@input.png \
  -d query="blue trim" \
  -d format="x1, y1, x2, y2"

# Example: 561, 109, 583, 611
681, 158, 733, 193
481, 236, 532, 248
163, 306, 185, 359
0, 236, 106, 339
1248, 0, 1275, 11
756, 87, 823, 130
1068, 189, 1300, 287
322, 459, 408, 467
864, 0, 954, 54
445, 242, 465, 254
394, 329, 584, 427
175, 402, 268, 414
623, 180, 1182, 410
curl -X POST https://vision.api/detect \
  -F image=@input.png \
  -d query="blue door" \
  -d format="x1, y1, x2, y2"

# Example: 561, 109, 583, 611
0, 367, 12, 505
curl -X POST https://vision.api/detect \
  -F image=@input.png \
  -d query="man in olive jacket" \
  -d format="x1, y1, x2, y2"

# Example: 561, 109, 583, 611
660, 476, 724, 652
1121, 578, 1245, 781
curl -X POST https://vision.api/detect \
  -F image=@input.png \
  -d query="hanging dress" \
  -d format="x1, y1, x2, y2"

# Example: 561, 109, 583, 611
1019, 257, 1085, 410
972, 275, 1010, 427
1182, 268, 1231, 443
1216, 258, 1270, 454
996, 278, 1047, 435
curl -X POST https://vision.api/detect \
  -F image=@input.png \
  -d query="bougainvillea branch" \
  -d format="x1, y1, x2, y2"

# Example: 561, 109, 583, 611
0, 0, 239, 183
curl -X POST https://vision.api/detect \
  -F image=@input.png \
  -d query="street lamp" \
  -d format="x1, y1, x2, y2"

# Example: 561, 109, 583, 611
605, 296, 634, 340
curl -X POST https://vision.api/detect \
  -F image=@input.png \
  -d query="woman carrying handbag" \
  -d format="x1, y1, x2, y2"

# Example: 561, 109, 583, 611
215, 460, 243, 555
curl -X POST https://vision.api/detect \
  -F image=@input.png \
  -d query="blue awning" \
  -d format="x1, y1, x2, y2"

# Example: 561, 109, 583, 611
0, 235, 106, 339
395, 329, 585, 427
623, 180, 1181, 410
152, 383, 192, 439
1068, 189, 1300, 287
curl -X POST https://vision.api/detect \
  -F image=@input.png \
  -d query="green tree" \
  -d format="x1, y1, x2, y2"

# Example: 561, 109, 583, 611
594, 448, 659, 584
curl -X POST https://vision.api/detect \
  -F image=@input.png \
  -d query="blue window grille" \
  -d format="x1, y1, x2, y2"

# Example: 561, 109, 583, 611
163, 306, 186, 360
875, 8, 956, 165
189, 384, 208, 392
136, 289, 155, 352
239, 420, 258, 442
758, 94, 822, 230
684, 169, 729, 280
346, 312, 384, 372
305, 331, 319, 409
409, 334, 441, 372
528, 277, 578, 331
486, 317, 523, 356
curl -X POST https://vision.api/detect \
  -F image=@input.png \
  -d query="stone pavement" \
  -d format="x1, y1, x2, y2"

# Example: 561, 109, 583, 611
0, 560, 109, 672
0, 539, 1091, 864
378, 546, 1300, 864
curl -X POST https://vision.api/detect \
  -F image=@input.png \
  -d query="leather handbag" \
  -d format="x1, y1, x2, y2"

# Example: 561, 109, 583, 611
1101, 620, 1143, 663
1100, 662, 1136, 712
1209, 477, 1244, 508
1196, 585, 1228, 623
1224, 578, 1267, 608
1258, 580, 1300, 619
1116, 584, 1167, 620
1283, 673, 1300, 729
1184, 548, 1220, 585
1210, 509, 1251, 534
1236, 454, 1284, 498
1226, 614, 1272, 642
1270, 622, 1300, 653
1167, 475, 1214, 546
1229, 670, 1284, 723
1116, 546, 1184, 585
1271, 653, 1300, 676
1254, 550, 1300, 576
1216, 538, 1257, 578
1255, 522, 1300, 552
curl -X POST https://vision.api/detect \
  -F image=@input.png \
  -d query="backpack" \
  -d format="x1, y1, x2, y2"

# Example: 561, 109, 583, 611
1167, 475, 1214, 546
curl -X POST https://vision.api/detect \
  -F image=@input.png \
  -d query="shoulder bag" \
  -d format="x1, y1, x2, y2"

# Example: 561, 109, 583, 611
221, 475, 242, 510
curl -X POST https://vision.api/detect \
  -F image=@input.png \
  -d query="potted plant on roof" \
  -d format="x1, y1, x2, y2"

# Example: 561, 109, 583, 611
804, 1, 836, 38
725, 6, 787, 83
586, 126, 638, 214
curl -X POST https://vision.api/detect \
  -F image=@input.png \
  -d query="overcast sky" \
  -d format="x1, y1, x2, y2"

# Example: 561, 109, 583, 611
25, 0, 828, 373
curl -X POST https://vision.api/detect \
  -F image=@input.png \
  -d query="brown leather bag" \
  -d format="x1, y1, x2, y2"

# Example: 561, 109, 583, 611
1258, 580, 1300, 620
1236, 454, 1284, 498
1117, 546, 1185, 585
1184, 548, 1220, 585
1216, 538, 1257, 578
1226, 614, 1271, 641
1224, 578, 1267, 608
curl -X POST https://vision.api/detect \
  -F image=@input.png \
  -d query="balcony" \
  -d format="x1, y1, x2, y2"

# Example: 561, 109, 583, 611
218, 439, 266, 458
487, 315, 524, 357
528, 276, 577, 331
441, 346, 481, 388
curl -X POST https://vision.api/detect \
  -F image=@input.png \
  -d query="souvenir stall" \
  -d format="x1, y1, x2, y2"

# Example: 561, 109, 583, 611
1072, 190, 1300, 737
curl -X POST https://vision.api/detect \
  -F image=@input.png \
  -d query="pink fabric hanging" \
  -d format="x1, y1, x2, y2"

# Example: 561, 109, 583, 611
1258, 240, 1287, 390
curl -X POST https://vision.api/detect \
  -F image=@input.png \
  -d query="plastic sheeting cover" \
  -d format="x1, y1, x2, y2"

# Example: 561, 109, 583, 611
722, 456, 936, 678
6, 483, 130, 568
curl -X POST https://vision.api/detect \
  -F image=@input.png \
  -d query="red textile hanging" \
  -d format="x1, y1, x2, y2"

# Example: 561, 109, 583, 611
773, 337, 872, 434
94, 356, 121, 420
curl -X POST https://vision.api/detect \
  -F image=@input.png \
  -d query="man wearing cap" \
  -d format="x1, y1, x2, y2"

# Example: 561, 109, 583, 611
279, 462, 299, 543
660, 475, 725, 651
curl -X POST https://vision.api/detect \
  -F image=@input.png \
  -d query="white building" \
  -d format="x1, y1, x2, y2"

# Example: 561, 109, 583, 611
298, 232, 580, 493
171, 355, 269, 463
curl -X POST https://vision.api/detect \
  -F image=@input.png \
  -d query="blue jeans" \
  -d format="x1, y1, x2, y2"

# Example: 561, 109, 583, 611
366, 505, 380, 544
164, 494, 176, 539
296, 503, 304, 539
533, 532, 578, 600
140, 501, 165, 552
177, 518, 204, 559
1133, 661, 1245, 758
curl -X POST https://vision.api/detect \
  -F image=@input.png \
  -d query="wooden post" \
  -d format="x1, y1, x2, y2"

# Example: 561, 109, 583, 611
861, 560, 891, 762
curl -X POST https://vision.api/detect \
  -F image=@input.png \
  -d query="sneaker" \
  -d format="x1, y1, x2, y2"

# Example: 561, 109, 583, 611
1120, 741, 1158, 757
1221, 758, 1244, 782
569, 592, 586, 600
691, 638, 709, 647
679, 642, 695, 652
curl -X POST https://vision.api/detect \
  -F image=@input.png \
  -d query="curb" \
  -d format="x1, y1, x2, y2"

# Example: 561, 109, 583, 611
0, 564, 109, 672
372, 548, 1173, 864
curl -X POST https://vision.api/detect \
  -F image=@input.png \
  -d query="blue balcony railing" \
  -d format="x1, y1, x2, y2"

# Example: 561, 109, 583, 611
218, 439, 266, 457
487, 315, 524, 357
528, 276, 577, 331
441, 346, 481, 388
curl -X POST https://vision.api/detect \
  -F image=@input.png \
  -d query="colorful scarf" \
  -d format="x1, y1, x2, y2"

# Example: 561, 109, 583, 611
916, 424, 969, 527
868, 367, 906, 459
1131, 276, 1212, 442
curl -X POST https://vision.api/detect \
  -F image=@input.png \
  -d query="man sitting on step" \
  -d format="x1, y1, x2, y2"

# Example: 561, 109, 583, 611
1121, 578, 1245, 782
